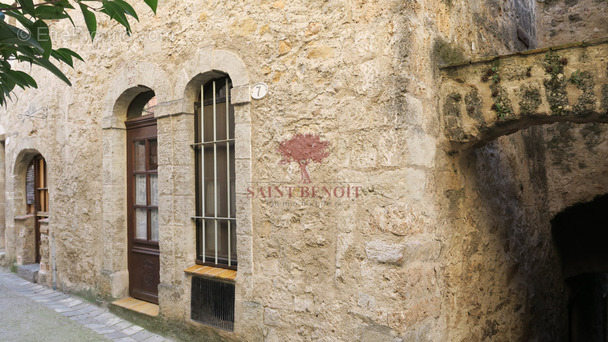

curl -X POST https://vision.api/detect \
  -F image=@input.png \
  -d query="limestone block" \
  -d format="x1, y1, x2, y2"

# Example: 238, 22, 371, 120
236, 301, 264, 340
172, 195, 195, 227
172, 166, 195, 197
365, 240, 405, 265
404, 127, 436, 168
234, 123, 251, 159
403, 239, 441, 263
264, 307, 281, 327
231, 85, 251, 105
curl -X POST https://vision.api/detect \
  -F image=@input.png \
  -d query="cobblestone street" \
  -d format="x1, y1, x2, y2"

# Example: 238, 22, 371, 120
0, 268, 174, 342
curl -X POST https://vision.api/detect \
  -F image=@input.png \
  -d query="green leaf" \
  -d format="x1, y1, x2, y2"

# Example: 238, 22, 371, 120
0, 21, 44, 52
143, 0, 157, 14
13, 70, 37, 88
51, 49, 73, 67
17, 47, 71, 85
56, 48, 83, 62
4, 69, 37, 89
2, 9, 34, 30
79, 3, 97, 41
102, 1, 131, 34
16, 0, 35, 16
31, 20, 52, 59
48, 0, 75, 10
51, 48, 83, 67
114, 0, 138, 20
35, 6, 71, 20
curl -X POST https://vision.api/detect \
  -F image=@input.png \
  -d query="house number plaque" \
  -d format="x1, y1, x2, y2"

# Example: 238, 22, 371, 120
251, 82, 268, 100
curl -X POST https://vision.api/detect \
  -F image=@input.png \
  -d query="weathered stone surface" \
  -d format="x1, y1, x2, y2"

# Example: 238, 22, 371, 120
441, 41, 608, 147
537, 0, 608, 47
365, 240, 405, 265
2, 0, 601, 341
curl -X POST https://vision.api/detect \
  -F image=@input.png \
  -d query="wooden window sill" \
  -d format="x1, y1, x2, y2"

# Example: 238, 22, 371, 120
185, 265, 237, 281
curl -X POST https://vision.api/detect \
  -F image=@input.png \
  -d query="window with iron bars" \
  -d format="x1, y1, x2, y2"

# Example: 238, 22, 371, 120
194, 76, 237, 270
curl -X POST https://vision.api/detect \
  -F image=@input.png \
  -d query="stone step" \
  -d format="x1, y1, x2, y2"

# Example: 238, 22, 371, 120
17, 263, 39, 283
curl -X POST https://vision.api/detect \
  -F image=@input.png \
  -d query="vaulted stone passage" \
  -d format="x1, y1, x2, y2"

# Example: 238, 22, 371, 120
552, 194, 608, 342
441, 39, 608, 148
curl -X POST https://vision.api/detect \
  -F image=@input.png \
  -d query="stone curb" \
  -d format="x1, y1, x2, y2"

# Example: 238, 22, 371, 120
0, 268, 174, 342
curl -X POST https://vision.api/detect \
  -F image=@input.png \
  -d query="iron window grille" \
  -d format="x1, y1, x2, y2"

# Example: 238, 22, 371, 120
193, 76, 237, 269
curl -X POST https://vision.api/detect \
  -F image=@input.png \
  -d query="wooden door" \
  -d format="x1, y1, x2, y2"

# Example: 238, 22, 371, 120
126, 115, 160, 304
26, 155, 48, 264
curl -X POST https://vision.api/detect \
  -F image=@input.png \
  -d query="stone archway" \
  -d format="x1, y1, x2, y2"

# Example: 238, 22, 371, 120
439, 40, 608, 340
441, 40, 608, 149
7, 149, 52, 285
99, 61, 170, 300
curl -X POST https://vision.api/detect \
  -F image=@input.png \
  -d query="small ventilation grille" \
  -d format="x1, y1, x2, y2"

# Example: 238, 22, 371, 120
191, 276, 235, 331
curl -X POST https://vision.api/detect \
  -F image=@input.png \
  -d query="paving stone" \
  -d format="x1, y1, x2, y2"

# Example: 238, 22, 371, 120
77, 305, 98, 314
131, 330, 155, 341
69, 314, 91, 322
121, 325, 144, 336
112, 321, 133, 331
61, 310, 82, 317
105, 331, 129, 339
65, 299, 83, 307
88, 308, 108, 317
106, 316, 124, 326
114, 337, 138, 342
0, 269, 170, 342
92, 326, 116, 335
84, 323, 106, 330
95, 312, 116, 321
67, 303, 88, 311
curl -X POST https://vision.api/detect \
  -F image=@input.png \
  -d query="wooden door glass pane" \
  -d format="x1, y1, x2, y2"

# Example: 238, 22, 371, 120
150, 174, 158, 206
135, 208, 147, 239
149, 139, 157, 170
150, 208, 159, 241
134, 141, 146, 171
135, 175, 147, 205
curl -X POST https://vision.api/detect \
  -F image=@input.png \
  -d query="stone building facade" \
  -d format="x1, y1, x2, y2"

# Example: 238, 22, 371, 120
0, 0, 607, 341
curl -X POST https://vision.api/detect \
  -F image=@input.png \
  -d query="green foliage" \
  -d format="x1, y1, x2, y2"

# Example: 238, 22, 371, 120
481, 62, 501, 83
492, 101, 511, 119
569, 69, 582, 86
0, 0, 157, 106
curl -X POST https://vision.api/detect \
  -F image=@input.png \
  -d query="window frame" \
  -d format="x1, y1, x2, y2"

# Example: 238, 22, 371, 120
194, 76, 237, 270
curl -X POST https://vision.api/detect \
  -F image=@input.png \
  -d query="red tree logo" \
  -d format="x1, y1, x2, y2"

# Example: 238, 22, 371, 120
278, 133, 330, 183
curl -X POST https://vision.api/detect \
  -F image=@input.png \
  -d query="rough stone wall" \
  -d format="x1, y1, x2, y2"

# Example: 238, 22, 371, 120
439, 120, 608, 341
439, 128, 566, 341
0, 0, 542, 341
537, 0, 608, 47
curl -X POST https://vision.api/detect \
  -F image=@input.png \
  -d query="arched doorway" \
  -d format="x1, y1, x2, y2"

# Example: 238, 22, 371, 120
25, 154, 48, 264
552, 194, 608, 342
126, 90, 160, 304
